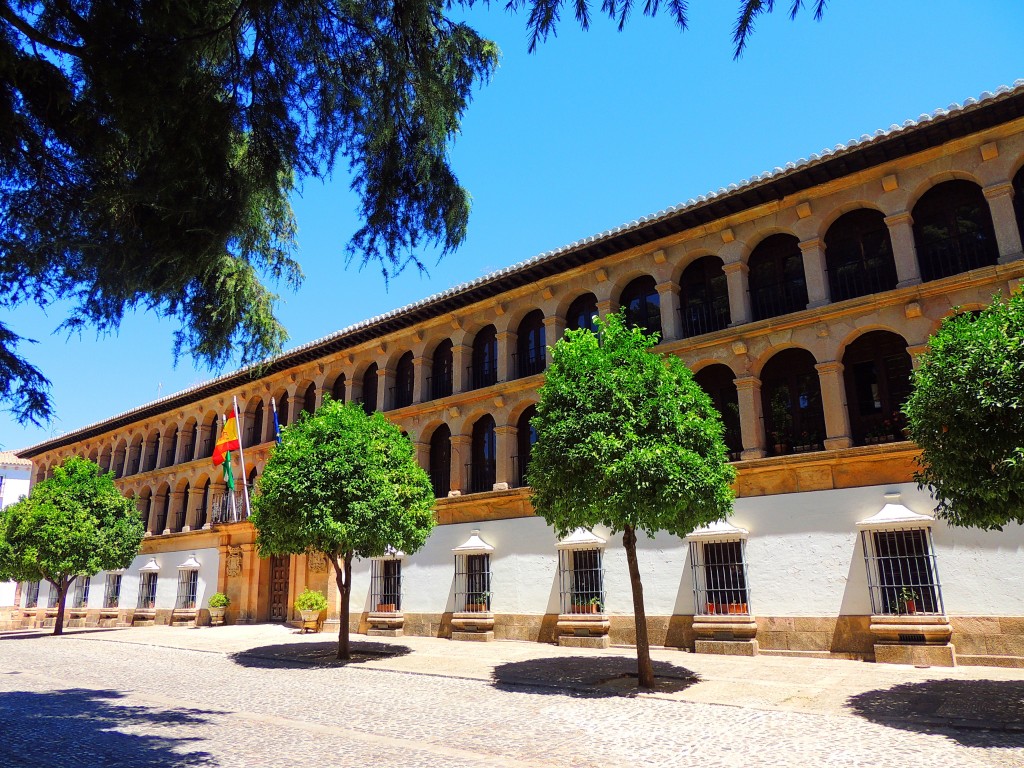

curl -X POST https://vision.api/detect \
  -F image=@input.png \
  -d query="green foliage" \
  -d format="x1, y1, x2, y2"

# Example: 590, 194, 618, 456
0, 456, 143, 586
250, 397, 436, 563
294, 588, 329, 613
905, 290, 1024, 530
208, 592, 230, 609
529, 312, 736, 539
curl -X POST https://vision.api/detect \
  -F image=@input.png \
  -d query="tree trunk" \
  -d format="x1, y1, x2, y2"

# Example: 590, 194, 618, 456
332, 551, 353, 660
623, 525, 655, 689
51, 578, 69, 636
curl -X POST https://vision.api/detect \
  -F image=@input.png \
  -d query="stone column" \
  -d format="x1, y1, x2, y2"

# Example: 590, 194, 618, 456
815, 361, 853, 450
412, 356, 429, 404
497, 331, 516, 382
656, 281, 683, 342
451, 344, 471, 394
734, 375, 765, 460
312, 382, 324, 411
377, 367, 395, 410
348, 371, 364, 405
414, 440, 430, 475
723, 263, 752, 326
493, 425, 516, 491
799, 238, 830, 308
449, 435, 471, 496
596, 298, 616, 318
149, 493, 166, 534
983, 182, 1024, 264
884, 212, 921, 287
286, 388, 302, 424
543, 316, 564, 366
167, 489, 185, 533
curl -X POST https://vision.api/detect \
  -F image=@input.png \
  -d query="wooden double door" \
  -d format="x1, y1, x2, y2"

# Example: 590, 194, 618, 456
269, 555, 290, 622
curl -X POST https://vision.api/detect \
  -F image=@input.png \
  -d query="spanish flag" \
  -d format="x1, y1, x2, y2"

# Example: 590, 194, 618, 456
212, 414, 241, 466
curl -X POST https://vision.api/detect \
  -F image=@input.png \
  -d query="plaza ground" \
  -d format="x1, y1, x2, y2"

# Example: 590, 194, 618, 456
2, 625, 1023, 767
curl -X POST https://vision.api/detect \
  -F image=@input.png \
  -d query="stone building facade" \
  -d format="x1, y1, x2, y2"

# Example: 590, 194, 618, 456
13, 82, 1024, 666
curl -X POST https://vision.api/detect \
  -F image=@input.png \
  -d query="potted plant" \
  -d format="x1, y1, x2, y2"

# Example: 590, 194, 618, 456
588, 596, 603, 613
899, 587, 918, 615
294, 587, 328, 622
466, 591, 490, 613
208, 592, 229, 625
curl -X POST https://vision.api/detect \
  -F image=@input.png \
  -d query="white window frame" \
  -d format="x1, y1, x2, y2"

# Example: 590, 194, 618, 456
687, 520, 752, 617
72, 576, 91, 609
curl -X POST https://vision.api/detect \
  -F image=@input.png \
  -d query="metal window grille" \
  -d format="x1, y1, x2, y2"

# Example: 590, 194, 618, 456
72, 576, 90, 609
138, 573, 158, 609
47, 586, 59, 609
370, 559, 402, 611
175, 570, 198, 610
558, 548, 605, 614
210, 490, 247, 524
24, 581, 39, 608
690, 539, 751, 615
455, 553, 491, 613
104, 574, 122, 609
861, 526, 944, 616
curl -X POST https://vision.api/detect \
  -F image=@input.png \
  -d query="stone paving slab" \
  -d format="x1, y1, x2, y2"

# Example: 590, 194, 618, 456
2, 625, 1024, 766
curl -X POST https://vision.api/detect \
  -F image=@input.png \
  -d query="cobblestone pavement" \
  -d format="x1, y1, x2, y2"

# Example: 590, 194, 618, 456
2, 627, 1024, 767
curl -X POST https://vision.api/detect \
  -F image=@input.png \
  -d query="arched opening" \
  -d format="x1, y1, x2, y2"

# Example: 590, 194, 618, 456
277, 391, 292, 426
112, 441, 126, 478
825, 209, 898, 301
126, 436, 143, 476
153, 485, 171, 534
429, 425, 451, 498
469, 415, 496, 493
694, 364, 742, 459
394, 352, 415, 409
748, 234, 808, 320
430, 339, 454, 400
201, 414, 218, 459
912, 180, 998, 281
247, 467, 258, 497
760, 348, 825, 455
197, 479, 210, 530
619, 276, 661, 336
143, 430, 161, 473
514, 405, 538, 487
174, 482, 190, 532
1014, 166, 1024, 246
99, 446, 112, 474
680, 257, 730, 337
515, 310, 546, 378
162, 426, 179, 468
331, 373, 346, 404
302, 383, 317, 415
361, 364, 378, 414
246, 400, 264, 448
566, 293, 598, 333
842, 331, 912, 446
471, 325, 498, 390
181, 418, 198, 463
137, 488, 152, 530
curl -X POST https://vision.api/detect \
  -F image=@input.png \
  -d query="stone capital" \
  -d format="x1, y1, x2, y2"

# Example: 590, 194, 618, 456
983, 181, 1015, 200
655, 281, 680, 296
814, 361, 844, 376
798, 237, 823, 253
722, 261, 749, 275
732, 375, 762, 391
884, 211, 913, 227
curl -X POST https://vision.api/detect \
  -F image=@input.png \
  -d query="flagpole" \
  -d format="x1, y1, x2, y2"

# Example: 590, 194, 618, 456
221, 414, 238, 523
233, 396, 252, 520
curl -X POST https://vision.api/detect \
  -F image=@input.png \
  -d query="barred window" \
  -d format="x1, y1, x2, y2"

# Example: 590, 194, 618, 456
24, 581, 39, 608
862, 527, 943, 616
72, 576, 91, 609
456, 553, 491, 613
138, 572, 158, 609
558, 548, 605, 614
687, 522, 752, 616
104, 573, 122, 609
371, 558, 402, 611
175, 569, 198, 610
47, 586, 59, 609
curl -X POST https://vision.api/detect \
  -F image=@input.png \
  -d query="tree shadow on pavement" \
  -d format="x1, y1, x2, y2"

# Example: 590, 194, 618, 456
492, 655, 700, 698
230, 639, 412, 669
847, 679, 1024, 747
0, 628, 124, 641
0, 688, 219, 767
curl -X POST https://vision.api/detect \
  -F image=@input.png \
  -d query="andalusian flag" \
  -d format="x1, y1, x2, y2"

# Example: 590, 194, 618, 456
212, 414, 240, 466
222, 452, 235, 491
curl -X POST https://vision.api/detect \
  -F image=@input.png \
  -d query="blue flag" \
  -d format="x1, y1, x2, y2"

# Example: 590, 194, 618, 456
273, 401, 282, 444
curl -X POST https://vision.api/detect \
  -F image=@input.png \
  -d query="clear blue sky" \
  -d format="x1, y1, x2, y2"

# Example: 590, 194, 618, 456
4, 0, 1023, 450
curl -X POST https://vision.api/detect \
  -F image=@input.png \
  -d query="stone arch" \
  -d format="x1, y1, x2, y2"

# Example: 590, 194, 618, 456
747, 233, 808, 321
841, 330, 912, 446
687, 356, 744, 378
759, 347, 826, 456
514, 309, 546, 378
738, 227, 800, 266
823, 208, 898, 301
563, 292, 599, 333
98, 444, 112, 474
679, 255, 730, 337
911, 179, 998, 282
617, 275, 661, 336
694, 363, 742, 457
393, 351, 415, 408
242, 395, 265, 448
160, 423, 180, 468
815, 200, 887, 240
468, 413, 496, 494
427, 338, 454, 400
152, 481, 172, 534
141, 428, 161, 473
906, 170, 987, 212
428, 422, 452, 498
670, 248, 720, 285
468, 324, 498, 390
136, 486, 153, 530
324, 369, 346, 404
181, 416, 199, 463
297, 380, 317, 416
198, 410, 219, 459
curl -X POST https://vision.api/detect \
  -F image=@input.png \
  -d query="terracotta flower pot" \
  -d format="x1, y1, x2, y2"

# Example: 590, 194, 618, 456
727, 602, 748, 615
376, 603, 396, 613
706, 603, 717, 615
905, 599, 917, 615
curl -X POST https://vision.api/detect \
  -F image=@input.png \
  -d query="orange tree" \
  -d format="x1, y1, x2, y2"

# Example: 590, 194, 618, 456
528, 312, 735, 688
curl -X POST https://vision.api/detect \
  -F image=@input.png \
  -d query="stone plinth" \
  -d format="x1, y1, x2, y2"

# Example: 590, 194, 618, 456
451, 611, 495, 641
692, 613, 759, 656
870, 613, 956, 667
696, 639, 759, 656
556, 612, 611, 649
367, 610, 404, 637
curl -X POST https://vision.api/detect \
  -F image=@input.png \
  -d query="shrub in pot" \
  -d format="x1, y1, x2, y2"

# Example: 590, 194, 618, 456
208, 592, 229, 626
295, 588, 328, 621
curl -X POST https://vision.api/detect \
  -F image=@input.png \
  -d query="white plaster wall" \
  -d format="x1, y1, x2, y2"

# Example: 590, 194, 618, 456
0, 475, 29, 508
96, 547, 220, 610
0, 581, 15, 605
350, 482, 1024, 618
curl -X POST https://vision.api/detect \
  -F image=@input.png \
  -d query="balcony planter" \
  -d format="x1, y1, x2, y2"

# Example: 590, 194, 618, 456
375, 603, 397, 613
727, 602, 748, 615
